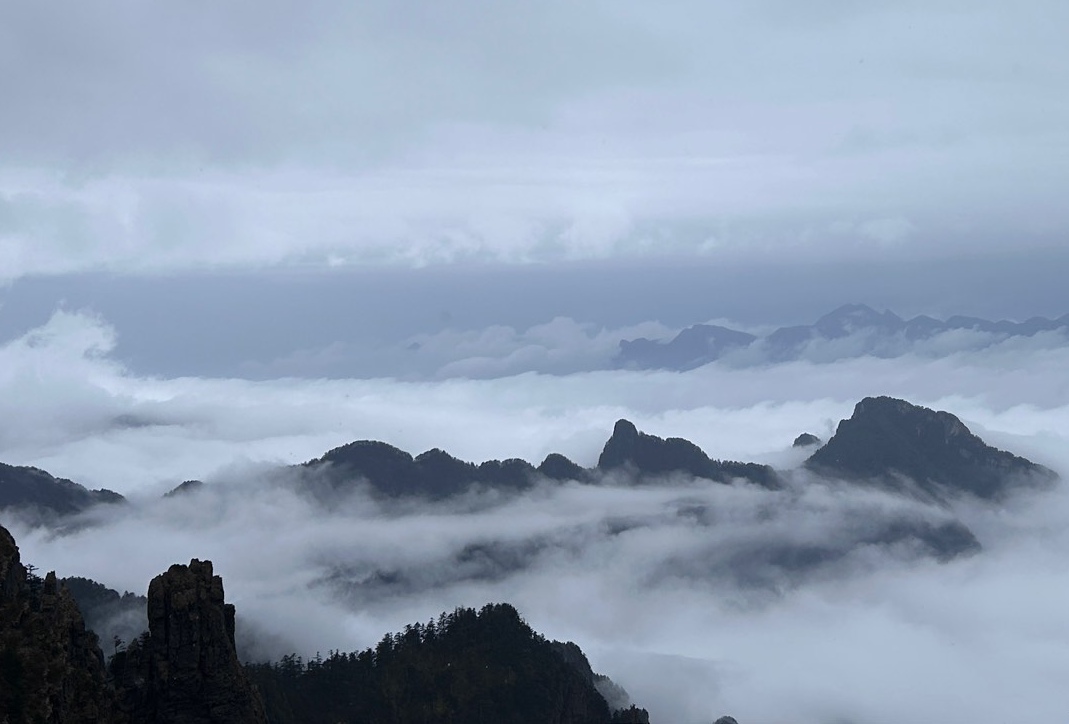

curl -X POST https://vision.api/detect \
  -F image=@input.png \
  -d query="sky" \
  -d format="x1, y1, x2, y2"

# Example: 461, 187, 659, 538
2, 2, 1069, 723
3, 1, 1068, 376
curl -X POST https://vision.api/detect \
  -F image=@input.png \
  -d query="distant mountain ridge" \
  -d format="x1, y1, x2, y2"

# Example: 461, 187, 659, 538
615, 304, 1069, 370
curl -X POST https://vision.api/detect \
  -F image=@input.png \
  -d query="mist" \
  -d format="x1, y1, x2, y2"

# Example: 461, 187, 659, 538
2, 309, 1069, 723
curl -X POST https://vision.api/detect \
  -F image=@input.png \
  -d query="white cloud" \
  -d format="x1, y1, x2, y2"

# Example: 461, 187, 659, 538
2, 2, 1069, 279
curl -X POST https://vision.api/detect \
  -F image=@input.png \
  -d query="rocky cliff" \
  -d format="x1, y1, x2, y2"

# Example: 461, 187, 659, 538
0, 524, 119, 723
111, 559, 267, 724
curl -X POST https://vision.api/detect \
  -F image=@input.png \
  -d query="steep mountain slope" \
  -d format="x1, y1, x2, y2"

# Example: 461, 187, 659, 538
247, 603, 621, 724
0, 462, 123, 519
806, 396, 1058, 499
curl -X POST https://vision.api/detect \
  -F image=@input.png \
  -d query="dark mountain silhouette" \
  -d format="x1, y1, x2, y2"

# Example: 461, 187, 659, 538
792, 433, 822, 448
110, 559, 268, 724
300, 440, 555, 500
1, 524, 119, 722
4, 395, 1054, 513
537, 453, 590, 482
0, 461, 123, 519
597, 419, 779, 488
806, 396, 1058, 500
247, 603, 630, 724
615, 304, 1069, 370
300, 418, 777, 498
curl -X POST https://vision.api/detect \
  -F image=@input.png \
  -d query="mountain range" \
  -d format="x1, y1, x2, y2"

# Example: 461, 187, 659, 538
1, 395, 1053, 517
615, 304, 1069, 370
0, 395, 1059, 723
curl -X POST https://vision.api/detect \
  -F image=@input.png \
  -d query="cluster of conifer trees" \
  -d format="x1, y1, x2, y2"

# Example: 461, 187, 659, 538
245, 603, 619, 724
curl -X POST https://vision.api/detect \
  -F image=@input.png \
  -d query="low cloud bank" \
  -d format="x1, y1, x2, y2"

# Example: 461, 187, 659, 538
2, 309, 1069, 723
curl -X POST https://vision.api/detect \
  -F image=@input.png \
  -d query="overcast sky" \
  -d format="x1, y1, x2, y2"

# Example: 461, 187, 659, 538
2, 0, 1068, 376
3, 1, 1068, 277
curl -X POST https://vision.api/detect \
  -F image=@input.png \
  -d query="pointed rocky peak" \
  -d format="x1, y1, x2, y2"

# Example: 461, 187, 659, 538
597, 420, 777, 487
598, 419, 708, 476
806, 396, 1058, 499
599, 419, 700, 474
537, 453, 587, 481
792, 433, 822, 448
612, 418, 639, 440
113, 558, 267, 723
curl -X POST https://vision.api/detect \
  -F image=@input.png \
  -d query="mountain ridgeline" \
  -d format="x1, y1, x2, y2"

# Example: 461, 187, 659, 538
299, 419, 779, 500
615, 303, 1069, 370
0, 396, 1056, 513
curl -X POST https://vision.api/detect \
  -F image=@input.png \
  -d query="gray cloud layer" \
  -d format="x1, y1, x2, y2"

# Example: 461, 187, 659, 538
3, 1, 1068, 277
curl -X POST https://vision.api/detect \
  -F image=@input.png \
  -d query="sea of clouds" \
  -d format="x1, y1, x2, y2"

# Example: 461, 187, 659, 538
2, 309, 1068, 724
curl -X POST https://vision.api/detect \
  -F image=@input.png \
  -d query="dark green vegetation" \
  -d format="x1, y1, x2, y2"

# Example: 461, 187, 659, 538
1, 521, 658, 723
247, 603, 631, 724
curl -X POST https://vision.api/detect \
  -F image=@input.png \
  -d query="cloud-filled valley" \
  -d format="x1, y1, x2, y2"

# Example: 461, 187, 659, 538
2, 308, 1069, 723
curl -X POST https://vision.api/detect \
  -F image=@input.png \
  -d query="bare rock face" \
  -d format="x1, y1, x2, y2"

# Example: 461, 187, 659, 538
0, 524, 118, 723
113, 559, 266, 724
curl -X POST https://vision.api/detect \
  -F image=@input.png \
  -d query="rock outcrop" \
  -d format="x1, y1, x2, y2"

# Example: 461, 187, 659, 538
0, 524, 119, 723
806, 396, 1058, 499
598, 419, 779, 488
111, 559, 267, 724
